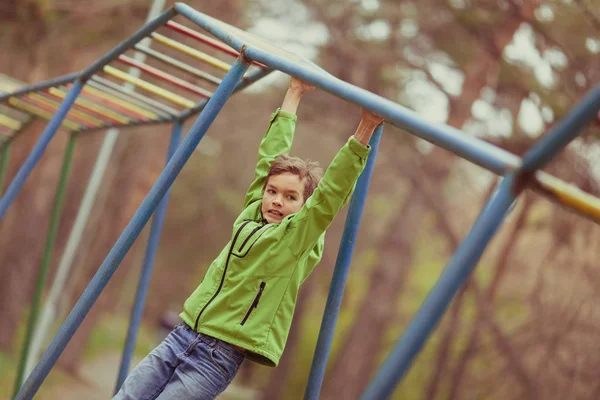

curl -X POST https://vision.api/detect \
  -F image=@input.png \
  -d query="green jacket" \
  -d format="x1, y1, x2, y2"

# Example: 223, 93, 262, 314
180, 108, 371, 366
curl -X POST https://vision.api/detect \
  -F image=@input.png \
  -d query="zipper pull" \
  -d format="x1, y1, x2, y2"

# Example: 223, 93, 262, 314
255, 282, 266, 307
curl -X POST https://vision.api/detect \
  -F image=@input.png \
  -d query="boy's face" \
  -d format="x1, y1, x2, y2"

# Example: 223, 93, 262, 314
262, 172, 305, 224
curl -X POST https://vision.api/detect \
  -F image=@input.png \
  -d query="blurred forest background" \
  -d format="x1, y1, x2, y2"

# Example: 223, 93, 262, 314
1, 0, 600, 399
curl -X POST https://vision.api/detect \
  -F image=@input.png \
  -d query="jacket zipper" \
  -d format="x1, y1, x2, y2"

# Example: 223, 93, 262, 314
238, 225, 263, 251
235, 225, 274, 257
241, 282, 266, 326
194, 220, 251, 331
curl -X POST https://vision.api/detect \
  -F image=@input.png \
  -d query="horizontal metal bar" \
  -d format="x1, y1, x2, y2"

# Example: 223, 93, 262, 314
116, 55, 212, 98
89, 76, 179, 116
21, 95, 93, 128
133, 44, 222, 86
80, 84, 159, 120
0, 104, 32, 122
8, 97, 80, 131
85, 81, 170, 120
0, 72, 79, 102
28, 93, 105, 127
103, 65, 195, 108
78, 115, 174, 134
0, 113, 22, 130
534, 171, 600, 223
243, 46, 521, 175
80, 8, 177, 80
51, 86, 133, 124
42, 88, 124, 126
166, 21, 266, 68
150, 33, 232, 73
521, 84, 600, 172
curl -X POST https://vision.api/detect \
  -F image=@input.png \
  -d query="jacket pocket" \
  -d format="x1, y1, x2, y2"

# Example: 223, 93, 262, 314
240, 282, 266, 326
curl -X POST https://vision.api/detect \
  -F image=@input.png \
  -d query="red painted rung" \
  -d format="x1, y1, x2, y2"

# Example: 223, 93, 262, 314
166, 21, 266, 68
116, 55, 212, 98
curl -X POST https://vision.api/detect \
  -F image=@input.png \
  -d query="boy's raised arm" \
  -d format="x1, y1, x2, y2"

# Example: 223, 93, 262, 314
289, 109, 383, 258
243, 78, 314, 208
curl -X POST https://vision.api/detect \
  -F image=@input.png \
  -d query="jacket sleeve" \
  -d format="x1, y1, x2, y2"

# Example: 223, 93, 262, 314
287, 136, 371, 254
243, 108, 297, 209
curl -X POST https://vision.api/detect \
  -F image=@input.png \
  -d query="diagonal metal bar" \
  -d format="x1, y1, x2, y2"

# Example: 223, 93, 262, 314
114, 120, 183, 393
521, 84, 600, 172
305, 125, 383, 400
14, 53, 250, 400
0, 79, 84, 221
12, 132, 78, 397
360, 174, 520, 400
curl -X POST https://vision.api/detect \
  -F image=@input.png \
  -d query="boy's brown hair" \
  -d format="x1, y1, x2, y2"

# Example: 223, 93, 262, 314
265, 154, 323, 202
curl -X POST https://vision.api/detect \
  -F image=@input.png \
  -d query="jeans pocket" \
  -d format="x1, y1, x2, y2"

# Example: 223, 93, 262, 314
209, 347, 239, 381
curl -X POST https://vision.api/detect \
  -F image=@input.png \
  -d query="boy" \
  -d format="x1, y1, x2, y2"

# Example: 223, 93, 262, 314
114, 77, 383, 399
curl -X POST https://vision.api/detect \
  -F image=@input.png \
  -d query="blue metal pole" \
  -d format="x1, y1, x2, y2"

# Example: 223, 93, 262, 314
360, 174, 519, 400
521, 84, 600, 172
114, 120, 183, 393
304, 125, 383, 400
0, 79, 84, 221
242, 47, 520, 176
14, 54, 250, 400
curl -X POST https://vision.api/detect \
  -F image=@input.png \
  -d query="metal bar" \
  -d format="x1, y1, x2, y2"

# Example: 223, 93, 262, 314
242, 46, 521, 175
133, 44, 222, 86
49, 87, 132, 124
78, 115, 173, 134
178, 66, 274, 121
360, 174, 519, 400
90, 76, 179, 116
521, 84, 600, 172
79, 8, 177, 80
8, 97, 82, 131
114, 120, 183, 393
0, 113, 22, 130
15, 54, 250, 400
150, 33, 232, 72
86, 79, 172, 119
24, 1, 168, 376
166, 21, 266, 68
41, 89, 124, 125
0, 72, 79, 102
534, 171, 600, 223
0, 79, 83, 220
0, 141, 11, 194
12, 133, 77, 397
116, 54, 213, 97
32, 92, 106, 126
79, 85, 158, 120
305, 125, 383, 400
103, 65, 195, 108
24, 94, 100, 128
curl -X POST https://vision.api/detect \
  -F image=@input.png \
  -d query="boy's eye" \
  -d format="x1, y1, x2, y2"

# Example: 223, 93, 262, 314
287, 195, 296, 200
268, 189, 275, 194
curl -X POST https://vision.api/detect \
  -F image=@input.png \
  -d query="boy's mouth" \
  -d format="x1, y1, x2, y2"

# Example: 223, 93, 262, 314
268, 209, 283, 218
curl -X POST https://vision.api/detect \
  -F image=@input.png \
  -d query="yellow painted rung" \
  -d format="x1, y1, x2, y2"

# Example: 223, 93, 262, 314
151, 33, 232, 73
27, 93, 104, 127
82, 85, 159, 120
8, 97, 81, 131
535, 172, 600, 222
103, 65, 196, 108
0, 113, 22, 130
49, 87, 131, 124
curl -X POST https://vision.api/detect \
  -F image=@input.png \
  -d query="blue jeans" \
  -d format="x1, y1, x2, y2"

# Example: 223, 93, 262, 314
113, 323, 245, 400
